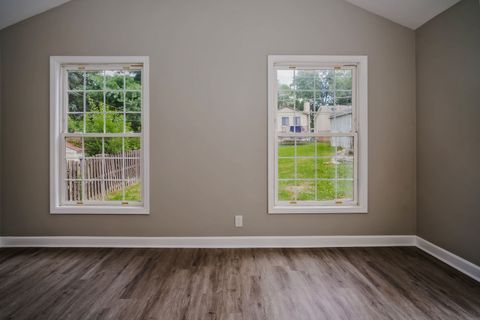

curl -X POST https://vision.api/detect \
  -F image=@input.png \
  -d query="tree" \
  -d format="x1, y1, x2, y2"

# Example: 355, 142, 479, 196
68, 96, 140, 157
283, 69, 352, 131
290, 69, 352, 110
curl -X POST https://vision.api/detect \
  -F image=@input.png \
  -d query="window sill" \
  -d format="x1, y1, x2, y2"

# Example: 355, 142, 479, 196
268, 205, 367, 214
50, 205, 149, 215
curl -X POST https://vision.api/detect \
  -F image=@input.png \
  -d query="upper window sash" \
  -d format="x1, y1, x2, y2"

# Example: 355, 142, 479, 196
60, 67, 144, 136
273, 64, 358, 136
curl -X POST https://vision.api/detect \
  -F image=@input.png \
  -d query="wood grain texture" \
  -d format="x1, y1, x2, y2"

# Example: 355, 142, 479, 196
0, 247, 479, 320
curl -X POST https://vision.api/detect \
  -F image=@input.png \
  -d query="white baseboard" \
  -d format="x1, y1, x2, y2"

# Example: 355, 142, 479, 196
0, 235, 415, 248
0, 235, 477, 282
416, 237, 480, 283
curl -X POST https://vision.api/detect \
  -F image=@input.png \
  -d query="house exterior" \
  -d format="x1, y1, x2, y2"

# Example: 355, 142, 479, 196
314, 107, 332, 132
312, 106, 352, 150
277, 103, 353, 150
277, 107, 308, 133
314, 106, 352, 132
330, 111, 353, 150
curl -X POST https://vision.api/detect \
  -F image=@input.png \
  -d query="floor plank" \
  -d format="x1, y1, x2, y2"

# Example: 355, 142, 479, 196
0, 247, 479, 320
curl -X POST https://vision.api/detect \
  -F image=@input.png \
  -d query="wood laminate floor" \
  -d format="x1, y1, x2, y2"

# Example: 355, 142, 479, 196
0, 247, 479, 320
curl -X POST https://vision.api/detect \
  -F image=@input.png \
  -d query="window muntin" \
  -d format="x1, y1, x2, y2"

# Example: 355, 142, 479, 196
276, 67, 356, 205
293, 116, 301, 126
269, 56, 367, 214
51, 57, 149, 214
64, 66, 143, 205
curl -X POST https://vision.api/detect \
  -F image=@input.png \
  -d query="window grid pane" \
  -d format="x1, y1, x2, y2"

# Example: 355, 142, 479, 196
63, 136, 142, 203
276, 135, 354, 203
276, 66, 355, 204
63, 67, 143, 205
66, 71, 143, 135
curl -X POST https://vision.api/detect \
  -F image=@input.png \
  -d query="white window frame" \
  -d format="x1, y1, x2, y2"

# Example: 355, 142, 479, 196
50, 56, 150, 214
268, 55, 368, 214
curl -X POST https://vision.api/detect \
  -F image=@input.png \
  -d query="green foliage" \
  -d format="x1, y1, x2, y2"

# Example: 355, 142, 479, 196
126, 71, 142, 90
126, 91, 141, 112
68, 114, 83, 133
69, 70, 141, 91
68, 72, 83, 90
69, 95, 140, 157
278, 69, 352, 111
86, 72, 103, 90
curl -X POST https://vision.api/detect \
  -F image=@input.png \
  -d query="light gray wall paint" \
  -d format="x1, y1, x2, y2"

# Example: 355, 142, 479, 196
0, 45, 2, 234
0, 0, 416, 237
416, 0, 480, 265
0, 0, 71, 30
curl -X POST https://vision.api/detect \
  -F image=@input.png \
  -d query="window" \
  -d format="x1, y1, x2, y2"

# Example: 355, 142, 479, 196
293, 116, 301, 126
50, 56, 149, 214
268, 55, 367, 214
282, 116, 289, 126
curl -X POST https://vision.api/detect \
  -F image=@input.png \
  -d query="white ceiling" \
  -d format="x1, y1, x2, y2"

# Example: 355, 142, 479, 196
0, 0, 71, 30
0, 0, 463, 31
345, 0, 461, 29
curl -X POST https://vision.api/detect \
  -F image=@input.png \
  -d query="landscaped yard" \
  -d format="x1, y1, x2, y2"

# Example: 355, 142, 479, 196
102, 141, 351, 203
106, 182, 141, 201
278, 141, 354, 202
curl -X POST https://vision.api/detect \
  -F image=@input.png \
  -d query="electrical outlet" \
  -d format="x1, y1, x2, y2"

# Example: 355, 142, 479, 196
235, 215, 243, 227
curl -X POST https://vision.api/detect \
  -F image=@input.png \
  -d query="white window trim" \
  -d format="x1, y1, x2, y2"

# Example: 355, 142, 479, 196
268, 55, 368, 214
50, 56, 150, 214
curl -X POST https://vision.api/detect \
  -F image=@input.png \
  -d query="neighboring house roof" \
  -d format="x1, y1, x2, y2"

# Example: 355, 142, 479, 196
330, 111, 352, 119
317, 106, 351, 119
278, 107, 294, 112
277, 107, 303, 113
66, 142, 82, 153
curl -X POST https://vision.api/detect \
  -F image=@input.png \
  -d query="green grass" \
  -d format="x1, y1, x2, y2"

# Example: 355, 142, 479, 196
106, 182, 141, 201
278, 140, 336, 157
278, 142, 353, 202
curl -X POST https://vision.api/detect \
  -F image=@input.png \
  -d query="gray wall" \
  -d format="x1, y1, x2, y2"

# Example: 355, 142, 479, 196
416, 0, 480, 265
0, 0, 416, 237
0, 45, 2, 234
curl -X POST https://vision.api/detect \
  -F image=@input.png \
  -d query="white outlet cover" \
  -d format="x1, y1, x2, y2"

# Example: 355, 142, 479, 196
235, 215, 243, 227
